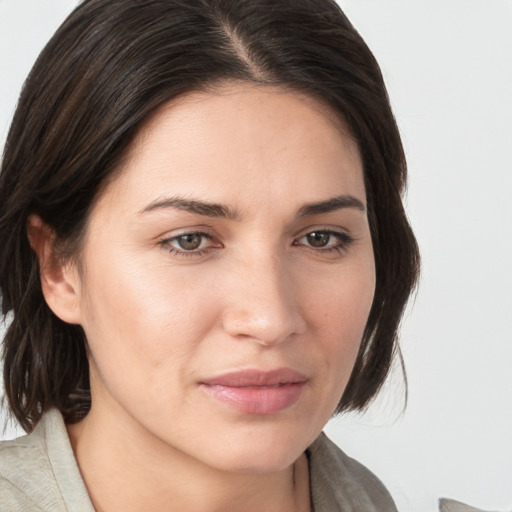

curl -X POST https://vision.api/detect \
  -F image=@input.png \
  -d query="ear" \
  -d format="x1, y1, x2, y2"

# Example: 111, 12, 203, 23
27, 214, 82, 325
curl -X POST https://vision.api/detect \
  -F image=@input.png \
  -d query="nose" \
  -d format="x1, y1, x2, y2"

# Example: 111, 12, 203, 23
221, 253, 307, 346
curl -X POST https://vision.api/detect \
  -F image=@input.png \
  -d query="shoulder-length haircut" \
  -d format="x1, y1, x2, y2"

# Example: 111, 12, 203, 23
0, 0, 419, 433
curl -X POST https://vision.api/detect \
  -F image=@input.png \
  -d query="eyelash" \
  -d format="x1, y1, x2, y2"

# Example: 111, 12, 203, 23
158, 229, 355, 258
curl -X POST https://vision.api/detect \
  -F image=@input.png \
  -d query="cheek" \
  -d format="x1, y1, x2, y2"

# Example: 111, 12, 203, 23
304, 259, 375, 377
308, 258, 375, 335
77, 252, 222, 398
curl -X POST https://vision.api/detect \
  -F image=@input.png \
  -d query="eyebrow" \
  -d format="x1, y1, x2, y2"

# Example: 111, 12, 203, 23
297, 194, 366, 217
141, 193, 365, 220
141, 197, 241, 220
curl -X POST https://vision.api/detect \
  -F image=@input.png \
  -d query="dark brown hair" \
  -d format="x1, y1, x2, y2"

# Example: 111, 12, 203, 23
0, 0, 419, 432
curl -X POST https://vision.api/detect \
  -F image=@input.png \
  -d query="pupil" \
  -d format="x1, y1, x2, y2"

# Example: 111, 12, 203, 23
307, 232, 329, 247
178, 234, 202, 250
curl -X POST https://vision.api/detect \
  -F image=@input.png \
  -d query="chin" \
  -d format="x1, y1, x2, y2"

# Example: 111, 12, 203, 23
198, 424, 312, 475
217, 451, 300, 475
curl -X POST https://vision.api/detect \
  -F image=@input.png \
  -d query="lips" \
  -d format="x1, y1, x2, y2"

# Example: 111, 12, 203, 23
200, 368, 308, 415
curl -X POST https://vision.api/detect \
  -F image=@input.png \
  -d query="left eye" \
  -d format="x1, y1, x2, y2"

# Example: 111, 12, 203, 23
295, 230, 352, 250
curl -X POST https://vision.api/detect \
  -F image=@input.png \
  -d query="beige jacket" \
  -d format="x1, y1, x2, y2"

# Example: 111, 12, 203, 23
1, 409, 397, 511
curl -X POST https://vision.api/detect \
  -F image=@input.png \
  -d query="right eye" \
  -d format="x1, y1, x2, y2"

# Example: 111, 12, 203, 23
159, 231, 222, 257
172, 233, 206, 251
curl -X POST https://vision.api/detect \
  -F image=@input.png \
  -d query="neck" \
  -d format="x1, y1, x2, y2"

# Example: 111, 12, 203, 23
67, 402, 311, 512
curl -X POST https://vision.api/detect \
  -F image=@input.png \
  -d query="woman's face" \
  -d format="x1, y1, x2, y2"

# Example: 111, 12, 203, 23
71, 84, 375, 473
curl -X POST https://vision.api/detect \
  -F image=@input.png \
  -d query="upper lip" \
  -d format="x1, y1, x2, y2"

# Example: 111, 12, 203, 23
201, 368, 308, 387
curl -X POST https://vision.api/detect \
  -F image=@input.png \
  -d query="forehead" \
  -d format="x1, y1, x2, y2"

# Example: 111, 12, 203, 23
97, 83, 365, 216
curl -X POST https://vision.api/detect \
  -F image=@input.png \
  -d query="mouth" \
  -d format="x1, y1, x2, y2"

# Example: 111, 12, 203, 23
200, 368, 308, 415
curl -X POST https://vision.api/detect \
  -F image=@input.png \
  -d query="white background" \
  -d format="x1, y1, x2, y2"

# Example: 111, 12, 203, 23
1, 1, 511, 511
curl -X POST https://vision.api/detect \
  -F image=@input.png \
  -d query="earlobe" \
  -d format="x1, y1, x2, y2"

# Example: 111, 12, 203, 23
27, 214, 82, 325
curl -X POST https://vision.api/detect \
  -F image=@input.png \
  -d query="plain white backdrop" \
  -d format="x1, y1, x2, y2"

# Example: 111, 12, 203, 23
1, 1, 511, 511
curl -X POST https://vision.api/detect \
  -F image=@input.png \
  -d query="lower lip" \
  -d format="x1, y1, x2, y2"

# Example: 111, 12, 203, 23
201, 382, 306, 415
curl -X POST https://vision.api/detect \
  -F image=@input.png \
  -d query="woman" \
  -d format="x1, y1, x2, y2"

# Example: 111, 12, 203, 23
0, 0, 419, 510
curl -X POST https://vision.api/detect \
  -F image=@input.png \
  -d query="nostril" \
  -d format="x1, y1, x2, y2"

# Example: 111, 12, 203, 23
221, 303, 305, 346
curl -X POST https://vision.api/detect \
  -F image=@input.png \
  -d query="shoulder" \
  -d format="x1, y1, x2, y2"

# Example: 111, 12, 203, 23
1, 410, 93, 512
0, 418, 61, 511
307, 432, 397, 512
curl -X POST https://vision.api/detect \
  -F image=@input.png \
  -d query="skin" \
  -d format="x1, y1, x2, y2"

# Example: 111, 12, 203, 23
31, 83, 376, 512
